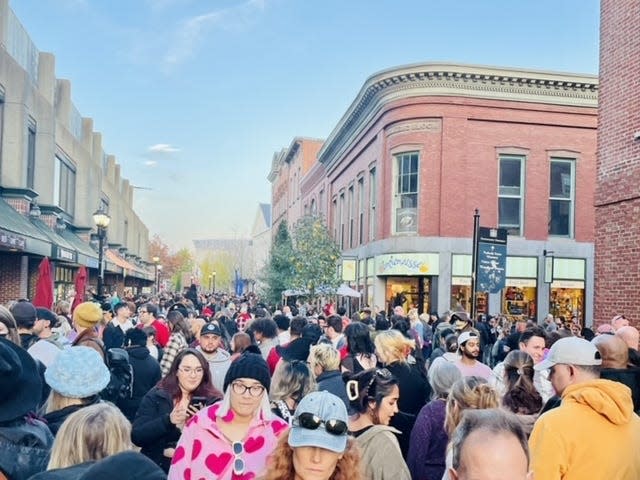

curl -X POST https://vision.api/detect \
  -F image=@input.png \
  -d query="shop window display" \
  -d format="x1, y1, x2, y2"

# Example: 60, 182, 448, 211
451, 284, 487, 315
386, 276, 430, 315
502, 285, 537, 321
550, 284, 584, 325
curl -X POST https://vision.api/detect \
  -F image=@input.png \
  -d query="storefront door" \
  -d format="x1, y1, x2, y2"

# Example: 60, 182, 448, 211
385, 276, 431, 314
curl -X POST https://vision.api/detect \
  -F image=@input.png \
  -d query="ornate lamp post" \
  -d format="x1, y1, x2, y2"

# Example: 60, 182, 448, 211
157, 264, 163, 293
92, 207, 111, 296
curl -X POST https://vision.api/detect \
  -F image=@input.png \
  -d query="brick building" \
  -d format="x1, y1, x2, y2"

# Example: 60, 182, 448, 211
287, 63, 598, 324
595, 0, 640, 325
0, 0, 153, 304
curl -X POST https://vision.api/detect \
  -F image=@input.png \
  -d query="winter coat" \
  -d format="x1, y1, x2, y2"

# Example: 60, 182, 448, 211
131, 386, 182, 472
160, 332, 188, 377
28, 462, 93, 480
354, 425, 410, 480
0, 418, 53, 480
43, 398, 100, 437
529, 379, 640, 480
167, 401, 289, 480
407, 398, 448, 480
120, 345, 162, 422
316, 370, 350, 412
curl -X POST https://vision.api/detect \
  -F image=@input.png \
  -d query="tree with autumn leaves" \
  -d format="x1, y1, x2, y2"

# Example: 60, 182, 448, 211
148, 235, 195, 291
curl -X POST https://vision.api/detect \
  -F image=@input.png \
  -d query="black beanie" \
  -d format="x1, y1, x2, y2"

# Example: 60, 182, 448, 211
223, 352, 271, 392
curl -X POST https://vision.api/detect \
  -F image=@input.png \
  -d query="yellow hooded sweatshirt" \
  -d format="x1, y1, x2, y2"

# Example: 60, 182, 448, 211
529, 379, 640, 480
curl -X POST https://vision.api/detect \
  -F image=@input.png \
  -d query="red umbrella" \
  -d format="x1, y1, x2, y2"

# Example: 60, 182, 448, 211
33, 257, 54, 309
71, 265, 88, 313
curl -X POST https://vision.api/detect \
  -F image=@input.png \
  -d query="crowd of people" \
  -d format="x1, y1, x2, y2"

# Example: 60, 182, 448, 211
1, 289, 640, 480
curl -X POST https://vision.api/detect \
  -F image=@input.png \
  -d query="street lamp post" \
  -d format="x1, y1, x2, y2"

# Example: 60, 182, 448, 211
212, 271, 216, 293
92, 207, 111, 296
152, 256, 160, 294
208, 274, 213, 293
157, 264, 163, 293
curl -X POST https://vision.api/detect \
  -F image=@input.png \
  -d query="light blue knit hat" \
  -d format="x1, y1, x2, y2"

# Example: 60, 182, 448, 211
45, 346, 110, 398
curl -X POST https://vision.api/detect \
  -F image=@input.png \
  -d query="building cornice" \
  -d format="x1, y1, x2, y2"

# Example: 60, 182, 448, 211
318, 62, 598, 169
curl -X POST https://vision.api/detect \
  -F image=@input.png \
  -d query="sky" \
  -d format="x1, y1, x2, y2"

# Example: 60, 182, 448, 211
13, 0, 600, 250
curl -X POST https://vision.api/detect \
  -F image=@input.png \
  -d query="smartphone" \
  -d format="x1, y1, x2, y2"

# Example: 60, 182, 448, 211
189, 396, 207, 409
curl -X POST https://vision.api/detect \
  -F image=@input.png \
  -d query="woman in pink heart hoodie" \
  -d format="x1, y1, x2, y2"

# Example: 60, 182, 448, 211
168, 353, 289, 480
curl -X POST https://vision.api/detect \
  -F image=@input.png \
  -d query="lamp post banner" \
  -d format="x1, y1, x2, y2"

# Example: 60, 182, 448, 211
476, 227, 507, 294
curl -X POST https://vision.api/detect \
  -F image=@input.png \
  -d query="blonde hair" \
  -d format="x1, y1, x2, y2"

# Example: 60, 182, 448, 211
47, 403, 132, 469
309, 343, 341, 372
270, 360, 316, 403
44, 390, 85, 414
374, 329, 415, 364
408, 308, 419, 325
445, 376, 499, 436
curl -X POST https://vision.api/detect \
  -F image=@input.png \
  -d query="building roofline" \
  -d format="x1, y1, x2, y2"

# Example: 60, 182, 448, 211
317, 62, 598, 169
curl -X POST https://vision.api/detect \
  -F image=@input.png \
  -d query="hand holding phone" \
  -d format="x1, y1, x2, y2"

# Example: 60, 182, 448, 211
187, 396, 208, 417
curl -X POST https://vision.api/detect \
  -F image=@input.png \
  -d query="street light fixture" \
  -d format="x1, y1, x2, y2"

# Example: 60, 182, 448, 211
92, 207, 111, 296
152, 256, 160, 294
157, 264, 163, 293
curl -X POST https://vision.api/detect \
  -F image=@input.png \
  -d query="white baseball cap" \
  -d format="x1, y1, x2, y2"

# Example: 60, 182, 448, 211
535, 337, 602, 371
458, 331, 478, 346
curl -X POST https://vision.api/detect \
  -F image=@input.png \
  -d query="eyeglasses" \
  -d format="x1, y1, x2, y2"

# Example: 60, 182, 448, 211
294, 412, 348, 436
231, 382, 265, 397
232, 442, 244, 475
178, 367, 204, 376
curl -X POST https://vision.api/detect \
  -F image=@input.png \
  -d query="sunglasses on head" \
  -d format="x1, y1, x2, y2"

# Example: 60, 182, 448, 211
295, 412, 348, 436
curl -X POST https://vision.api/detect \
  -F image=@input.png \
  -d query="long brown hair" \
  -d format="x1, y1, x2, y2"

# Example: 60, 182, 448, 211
263, 431, 362, 480
157, 348, 221, 402
502, 350, 542, 415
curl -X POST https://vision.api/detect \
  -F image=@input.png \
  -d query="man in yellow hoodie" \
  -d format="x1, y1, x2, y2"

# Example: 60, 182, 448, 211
529, 337, 640, 479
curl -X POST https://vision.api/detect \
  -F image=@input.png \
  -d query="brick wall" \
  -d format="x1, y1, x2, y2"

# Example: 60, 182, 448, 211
0, 254, 23, 303
595, 0, 640, 326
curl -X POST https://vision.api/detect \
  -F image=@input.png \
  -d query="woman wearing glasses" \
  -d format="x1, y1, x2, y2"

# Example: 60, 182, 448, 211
168, 352, 289, 480
132, 348, 221, 472
346, 368, 411, 480
264, 391, 362, 480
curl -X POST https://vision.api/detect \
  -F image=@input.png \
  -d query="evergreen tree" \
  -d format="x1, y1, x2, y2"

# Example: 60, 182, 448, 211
262, 220, 295, 305
291, 215, 340, 299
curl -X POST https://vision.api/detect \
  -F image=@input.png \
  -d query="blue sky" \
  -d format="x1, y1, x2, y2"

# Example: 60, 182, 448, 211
13, 0, 600, 250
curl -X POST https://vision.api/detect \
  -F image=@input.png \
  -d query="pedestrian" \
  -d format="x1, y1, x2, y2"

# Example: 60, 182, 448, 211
103, 302, 134, 350
341, 322, 377, 374
159, 310, 191, 377
42, 346, 111, 436
167, 352, 289, 480
407, 357, 462, 480
263, 391, 362, 480
133, 348, 221, 472
75, 451, 165, 480
448, 409, 532, 480
529, 337, 640, 479
0, 337, 53, 480
308, 343, 350, 410
346, 369, 410, 480
270, 359, 316, 424
500, 351, 542, 436
30, 403, 132, 479
196, 322, 231, 393
0, 305, 20, 345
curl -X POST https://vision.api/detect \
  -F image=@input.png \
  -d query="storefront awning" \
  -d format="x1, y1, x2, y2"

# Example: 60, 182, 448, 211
30, 218, 78, 263
0, 198, 52, 256
106, 250, 152, 280
59, 229, 99, 269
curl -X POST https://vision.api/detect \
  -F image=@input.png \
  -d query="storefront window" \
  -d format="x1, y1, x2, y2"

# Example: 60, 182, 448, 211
550, 281, 585, 324
451, 279, 487, 315
385, 276, 430, 315
54, 266, 75, 302
502, 280, 537, 321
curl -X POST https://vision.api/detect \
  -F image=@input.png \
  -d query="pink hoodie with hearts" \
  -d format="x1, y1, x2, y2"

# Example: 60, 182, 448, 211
168, 402, 289, 480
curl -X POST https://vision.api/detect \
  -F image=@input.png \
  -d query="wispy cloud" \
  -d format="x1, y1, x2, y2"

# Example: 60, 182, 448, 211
148, 143, 181, 153
162, 0, 266, 70
144, 160, 158, 167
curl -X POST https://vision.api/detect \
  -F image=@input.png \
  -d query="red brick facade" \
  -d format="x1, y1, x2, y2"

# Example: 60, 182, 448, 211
595, 0, 640, 325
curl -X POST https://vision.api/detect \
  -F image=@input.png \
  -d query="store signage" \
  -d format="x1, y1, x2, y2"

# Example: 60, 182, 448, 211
56, 247, 76, 262
551, 280, 584, 289
506, 278, 537, 288
0, 229, 26, 250
376, 253, 439, 276
476, 227, 507, 294
341, 259, 357, 282
452, 276, 472, 286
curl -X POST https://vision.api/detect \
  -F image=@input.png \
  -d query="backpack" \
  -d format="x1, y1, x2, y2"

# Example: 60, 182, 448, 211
100, 347, 134, 404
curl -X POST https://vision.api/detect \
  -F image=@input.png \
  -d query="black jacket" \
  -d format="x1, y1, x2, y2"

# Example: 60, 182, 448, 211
0, 418, 53, 480
28, 461, 94, 480
386, 361, 430, 458
102, 323, 126, 350
43, 397, 100, 436
120, 346, 162, 422
131, 386, 181, 472
316, 370, 350, 412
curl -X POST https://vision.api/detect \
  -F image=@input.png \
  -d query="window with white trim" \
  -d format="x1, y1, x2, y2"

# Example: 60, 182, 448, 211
369, 167, 376, 241
498, 155, 525, 236
53, 155, 76, 216
549, 158, 575, 237
393, 152, 419, 234
358, 177, 364, 245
